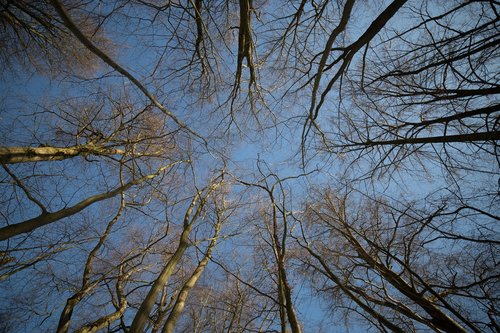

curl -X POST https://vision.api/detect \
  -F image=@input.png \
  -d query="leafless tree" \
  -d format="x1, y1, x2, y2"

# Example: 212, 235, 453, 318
297, 188, 498, 332
233, 162, 314, 333
0, 0, 498, 332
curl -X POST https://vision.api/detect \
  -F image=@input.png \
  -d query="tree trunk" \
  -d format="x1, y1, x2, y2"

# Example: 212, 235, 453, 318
161, 221, 221, 333
0, 145, 125, 164
129, 181, 221, 333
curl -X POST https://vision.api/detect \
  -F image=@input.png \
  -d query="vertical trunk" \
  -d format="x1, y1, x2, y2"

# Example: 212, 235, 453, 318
57, 295, 82, 333
130, 181, 221, 333
129, 232, 191, 333
236, 0, 256, 88
276, 270, 287, 333
270, 194, 302, 333
193, 0, 206, 72
161, 221, 221, 333
279, 267, 302, 333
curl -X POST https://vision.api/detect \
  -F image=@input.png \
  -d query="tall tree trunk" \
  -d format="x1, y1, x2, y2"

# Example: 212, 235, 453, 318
0, 145, 125, 164
161, 219, 221, 333
129, 181, 222, 333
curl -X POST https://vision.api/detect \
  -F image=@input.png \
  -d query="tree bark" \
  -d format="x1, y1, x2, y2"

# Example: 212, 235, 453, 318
0, 145, 125, 164
129, 181, 221, 333
161, 220, 221, 333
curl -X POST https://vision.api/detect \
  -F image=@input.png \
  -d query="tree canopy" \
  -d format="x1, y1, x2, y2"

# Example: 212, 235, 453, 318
0, 0, 498, 332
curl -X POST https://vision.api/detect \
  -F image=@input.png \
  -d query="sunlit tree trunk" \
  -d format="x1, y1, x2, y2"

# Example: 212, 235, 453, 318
161, 213, 222, 333
0, 145, 125, 164
129, 179, 223, 333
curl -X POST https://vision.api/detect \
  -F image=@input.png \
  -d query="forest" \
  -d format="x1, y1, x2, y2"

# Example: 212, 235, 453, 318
0, 0, 498, 332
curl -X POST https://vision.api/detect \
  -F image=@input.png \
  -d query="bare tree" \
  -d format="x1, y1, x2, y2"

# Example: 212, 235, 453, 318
298, 188, 498, 332
160, 197, 226, 333
0, 0, 498, 332
316, 1, 499, 180
235, 163, 309, 333
0, 0, 110, 76
130, 173, 225, 332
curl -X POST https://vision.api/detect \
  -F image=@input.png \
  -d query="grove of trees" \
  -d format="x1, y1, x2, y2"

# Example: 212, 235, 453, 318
0, 0, 498, 332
